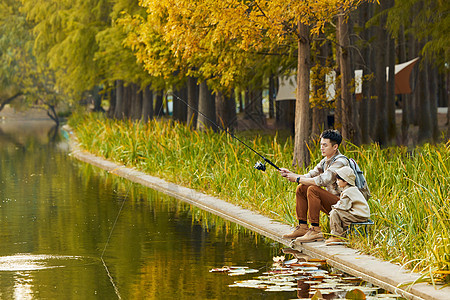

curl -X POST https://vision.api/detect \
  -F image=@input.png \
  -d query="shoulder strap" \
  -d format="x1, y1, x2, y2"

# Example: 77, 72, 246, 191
321, 154, 346, 170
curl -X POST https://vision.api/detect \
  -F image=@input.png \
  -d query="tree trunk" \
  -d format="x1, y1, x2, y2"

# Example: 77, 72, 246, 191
311, 107, 327, 138
334, 18, 342, 132
417, 62, 433, 143
154, 90, 165, 117
123, 84, 132, 119
348, 13, 361, 145
311, 36, 330, 138
131, 84, 143, 120
269, 75, 275, 119
173, 84, 187, 122
46, 103, 59, 127
359, 2, 372, 144
92, 86, 104, 112
387, 34, 396, 144
245, 86, 265, 126
429, 65, 439, 142
114, 80, 124, 119
197, 81, 216, 131
338, 13, 356, 143
130, 84, 136, 119
293, 22, 311, 168
410, 37, 419, 126
108, 86, 116, 118
142, 85, 153, 123
215, 91, 234, 129
447, 72, 450, 140
187, 76, 199, 128
399, 26, 410, 145
374, 3, 388, 145
228, 91, 237, 130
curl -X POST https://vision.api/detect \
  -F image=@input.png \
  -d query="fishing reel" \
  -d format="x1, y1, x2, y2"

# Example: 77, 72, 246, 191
254, 161, 266, 172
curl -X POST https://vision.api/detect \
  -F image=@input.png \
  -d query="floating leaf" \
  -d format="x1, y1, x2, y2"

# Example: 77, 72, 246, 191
284, 258, 298, 265
293, 266, 319, 271
209, 266, 230, 272
228, 271, 246, 276
264, 286, 298, 292
345, 288, 367, 300
272, 256, 285, 263
311, 289, 324, 300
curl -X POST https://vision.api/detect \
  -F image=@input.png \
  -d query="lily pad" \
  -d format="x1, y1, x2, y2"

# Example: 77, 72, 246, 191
284, 258, 298, 265
264, 286, 298, 292
345, 288, 367, 299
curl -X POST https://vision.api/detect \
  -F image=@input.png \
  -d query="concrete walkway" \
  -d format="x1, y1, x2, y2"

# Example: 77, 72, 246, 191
67, 133, 449, 300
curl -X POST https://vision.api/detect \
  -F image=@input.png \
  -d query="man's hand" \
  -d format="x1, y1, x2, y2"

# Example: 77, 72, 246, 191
279, 168, 300, 183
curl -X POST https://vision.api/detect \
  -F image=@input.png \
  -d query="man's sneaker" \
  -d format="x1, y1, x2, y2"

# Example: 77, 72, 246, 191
325, 236, 346, 246
293, 226, 324, 243
282, 224, 309, 239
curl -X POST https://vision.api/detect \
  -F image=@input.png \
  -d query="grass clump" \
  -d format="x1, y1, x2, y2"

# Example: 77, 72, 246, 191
68, 112, 449, 285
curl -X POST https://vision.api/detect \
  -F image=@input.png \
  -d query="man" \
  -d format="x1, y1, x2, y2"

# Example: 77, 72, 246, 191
279, 129, 348, 243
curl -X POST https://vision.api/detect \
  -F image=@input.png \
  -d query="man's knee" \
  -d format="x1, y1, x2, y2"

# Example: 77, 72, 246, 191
296, 184, 308, 197
306, 185, 322, 197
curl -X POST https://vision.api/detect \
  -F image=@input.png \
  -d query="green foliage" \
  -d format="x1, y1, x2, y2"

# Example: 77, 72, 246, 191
70, 113, 450, 283
20, 0, 153, 97
386, 0, 450, 72
0, 0, 69, 115
0, 0, 32, 94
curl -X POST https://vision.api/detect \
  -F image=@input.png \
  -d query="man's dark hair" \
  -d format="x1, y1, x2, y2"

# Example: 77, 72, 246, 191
320, 129, 342, 146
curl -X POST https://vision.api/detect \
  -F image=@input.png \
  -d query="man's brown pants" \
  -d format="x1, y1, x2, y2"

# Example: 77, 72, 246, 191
295, 184, 339, 224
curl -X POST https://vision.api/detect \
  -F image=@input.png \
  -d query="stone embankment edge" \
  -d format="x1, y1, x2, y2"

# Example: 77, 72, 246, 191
65, 130, 449, 300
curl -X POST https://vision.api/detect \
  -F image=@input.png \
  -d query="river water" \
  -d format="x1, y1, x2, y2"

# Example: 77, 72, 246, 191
0, 120, 294, 299
0, 120, 406, 300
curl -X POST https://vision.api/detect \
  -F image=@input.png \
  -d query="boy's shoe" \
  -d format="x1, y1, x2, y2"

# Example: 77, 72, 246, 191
325, 236, 346, 246
293, 226, 323, 243
282, 224, 309, 239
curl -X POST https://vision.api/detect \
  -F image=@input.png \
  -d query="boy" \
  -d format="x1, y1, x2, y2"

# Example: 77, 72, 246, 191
325, 166, 370, 245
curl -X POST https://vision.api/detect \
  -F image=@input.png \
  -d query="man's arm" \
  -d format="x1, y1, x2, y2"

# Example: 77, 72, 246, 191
278, 168, 317, 185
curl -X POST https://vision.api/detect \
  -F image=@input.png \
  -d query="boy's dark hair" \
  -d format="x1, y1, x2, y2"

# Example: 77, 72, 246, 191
320, 129, 342, 146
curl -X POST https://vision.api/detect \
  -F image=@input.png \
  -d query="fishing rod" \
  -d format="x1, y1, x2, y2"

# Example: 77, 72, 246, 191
168, 92, 280, 172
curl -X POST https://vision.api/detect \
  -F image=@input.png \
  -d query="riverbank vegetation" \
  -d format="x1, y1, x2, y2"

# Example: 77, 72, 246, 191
69, 112, 449, 285
2, 0, 449, 154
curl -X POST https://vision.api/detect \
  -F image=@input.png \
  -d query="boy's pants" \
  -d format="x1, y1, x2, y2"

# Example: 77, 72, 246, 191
329, 209, 368, 236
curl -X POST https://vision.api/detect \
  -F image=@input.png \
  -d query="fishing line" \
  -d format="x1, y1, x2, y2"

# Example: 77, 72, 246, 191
100, 184, 131, 300
168, 92, 280, 171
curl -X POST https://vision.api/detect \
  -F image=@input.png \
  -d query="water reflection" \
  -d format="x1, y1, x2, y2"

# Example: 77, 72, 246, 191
13, 273, 33, 300
0, 121, 287, 299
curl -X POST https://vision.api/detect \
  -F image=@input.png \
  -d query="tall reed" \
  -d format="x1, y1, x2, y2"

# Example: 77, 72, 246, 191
68, 113, 449, 284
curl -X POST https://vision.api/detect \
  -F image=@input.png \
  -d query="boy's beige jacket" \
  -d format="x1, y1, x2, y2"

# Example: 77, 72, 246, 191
332, 186, 370, 218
